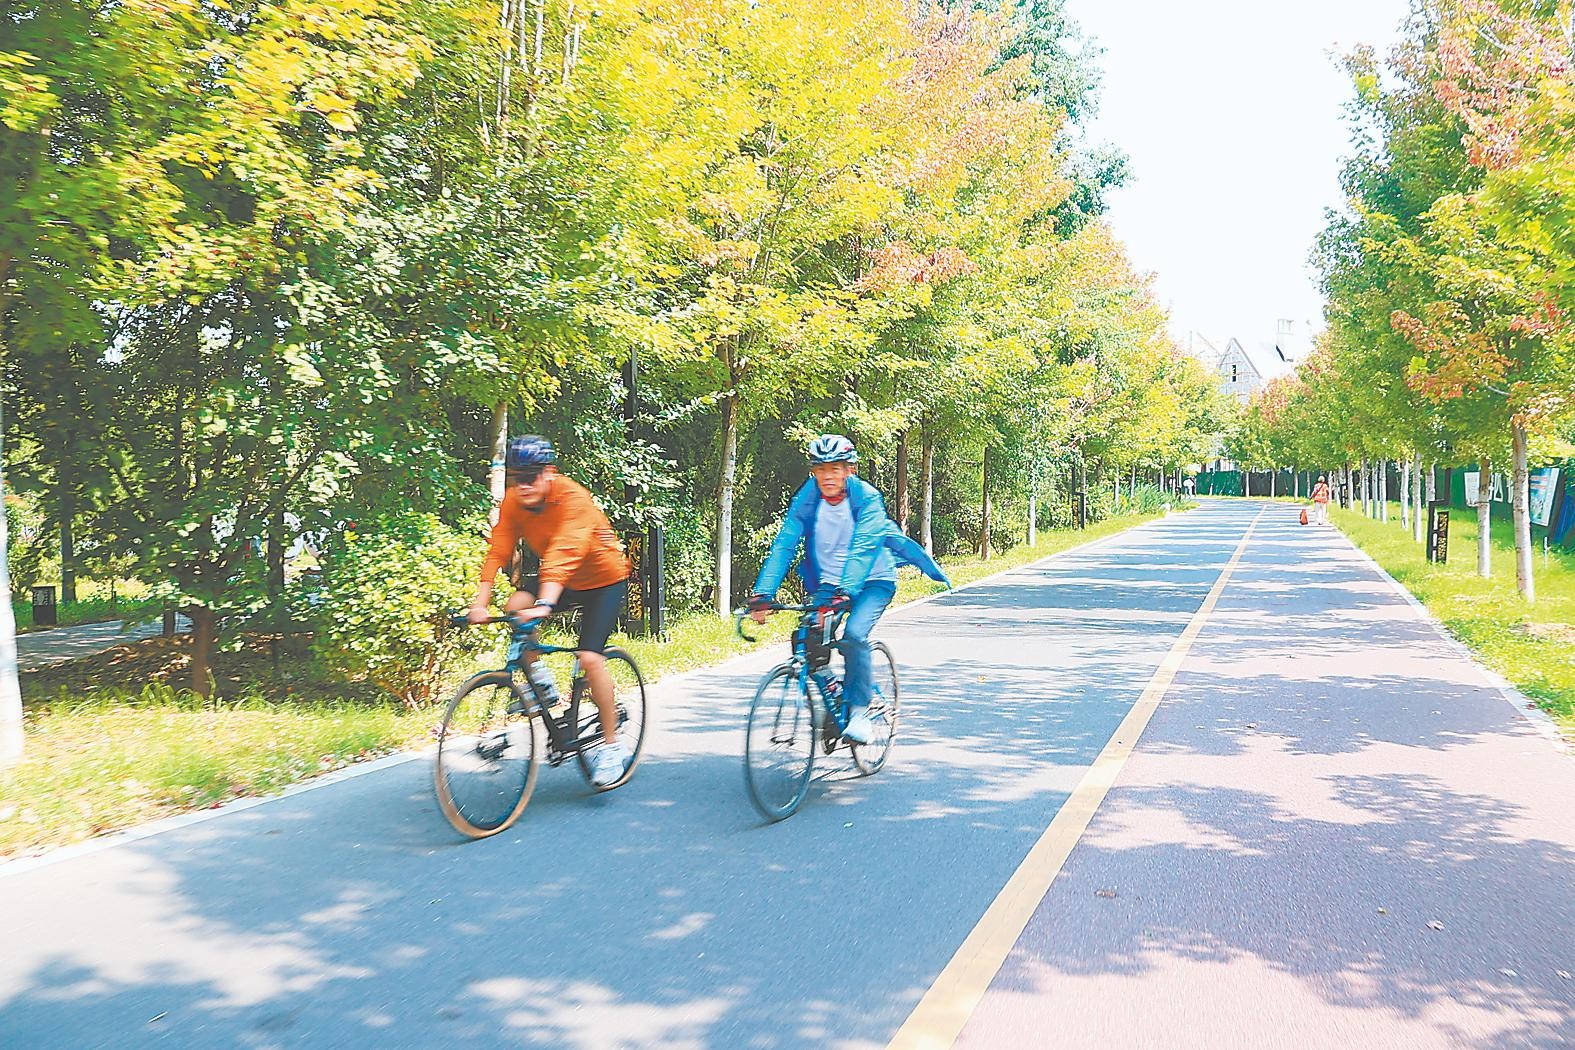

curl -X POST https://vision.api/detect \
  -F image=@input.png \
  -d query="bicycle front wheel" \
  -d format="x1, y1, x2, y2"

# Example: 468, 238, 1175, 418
434, 671, 540, 838
573, 647, 649, 792
743, 664, 817, 822
850, 641, 900, 775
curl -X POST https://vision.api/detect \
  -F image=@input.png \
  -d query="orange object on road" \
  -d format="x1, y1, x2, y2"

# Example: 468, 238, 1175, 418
1299, 508, 1309, 526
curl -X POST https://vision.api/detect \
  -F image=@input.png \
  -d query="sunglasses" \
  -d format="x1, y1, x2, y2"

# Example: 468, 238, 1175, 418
508, 468, 546, 486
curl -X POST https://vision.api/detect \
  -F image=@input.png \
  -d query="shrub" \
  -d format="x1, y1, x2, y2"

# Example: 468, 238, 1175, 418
1116, 483, 1189, 516
306, 512, 497, 707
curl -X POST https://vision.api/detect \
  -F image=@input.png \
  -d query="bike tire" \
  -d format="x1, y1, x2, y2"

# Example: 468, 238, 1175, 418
573, 647, 649, 792
849, 641, 900, 776
433, 671, 540, 838
743, 664, 817, 822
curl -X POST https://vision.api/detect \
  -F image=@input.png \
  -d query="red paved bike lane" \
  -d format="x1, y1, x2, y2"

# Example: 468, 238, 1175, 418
950, 505, 1575, 1049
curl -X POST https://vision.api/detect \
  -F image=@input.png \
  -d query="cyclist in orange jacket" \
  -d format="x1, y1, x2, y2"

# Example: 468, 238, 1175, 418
467, 436, 633, 786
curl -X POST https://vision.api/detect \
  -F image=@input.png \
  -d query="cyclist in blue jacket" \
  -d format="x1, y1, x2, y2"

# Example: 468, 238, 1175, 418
749, 435, 951, 743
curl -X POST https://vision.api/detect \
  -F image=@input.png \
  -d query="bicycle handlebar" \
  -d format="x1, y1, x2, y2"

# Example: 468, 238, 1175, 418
447, 611, 546, 630
732, 600, 848, 643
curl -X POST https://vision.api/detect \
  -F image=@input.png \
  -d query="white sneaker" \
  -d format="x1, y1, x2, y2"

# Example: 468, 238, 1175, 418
843, 710, 876, 745
589, 742, 629, 787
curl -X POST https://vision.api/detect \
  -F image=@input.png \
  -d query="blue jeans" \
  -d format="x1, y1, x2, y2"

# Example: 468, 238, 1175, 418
816, 580, 895, 711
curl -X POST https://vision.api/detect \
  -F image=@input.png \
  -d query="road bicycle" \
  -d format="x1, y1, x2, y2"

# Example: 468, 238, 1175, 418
734, 601, 900, 822
433, 613, 647, 837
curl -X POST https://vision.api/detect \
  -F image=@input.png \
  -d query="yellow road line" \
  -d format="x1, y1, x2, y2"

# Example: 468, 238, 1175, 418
886, 508, 1265, 1050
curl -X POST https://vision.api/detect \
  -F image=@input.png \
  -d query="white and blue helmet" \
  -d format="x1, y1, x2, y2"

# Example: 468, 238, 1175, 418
807, 434, 858, 465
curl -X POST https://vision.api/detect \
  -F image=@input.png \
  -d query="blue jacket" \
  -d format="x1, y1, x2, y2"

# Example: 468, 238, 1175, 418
752, 476, 951, 597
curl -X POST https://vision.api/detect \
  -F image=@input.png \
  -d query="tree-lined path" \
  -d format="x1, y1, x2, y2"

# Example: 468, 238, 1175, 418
1, 501, 1571, 1048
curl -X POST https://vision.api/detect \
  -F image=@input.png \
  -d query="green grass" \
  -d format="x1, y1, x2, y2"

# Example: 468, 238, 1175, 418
1333, 503, 1575, 736
1, 685, 423, 856
0, 509, 1178, 858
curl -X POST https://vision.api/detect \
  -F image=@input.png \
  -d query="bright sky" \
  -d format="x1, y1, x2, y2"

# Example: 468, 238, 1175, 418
1065, 0, 1412, 352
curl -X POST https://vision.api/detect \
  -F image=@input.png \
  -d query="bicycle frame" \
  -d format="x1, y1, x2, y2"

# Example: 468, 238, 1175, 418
466, 614, 607, 765
737, 602, 852, 733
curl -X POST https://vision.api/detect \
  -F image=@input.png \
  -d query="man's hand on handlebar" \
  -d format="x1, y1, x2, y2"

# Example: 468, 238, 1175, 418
747, 594, 775, 625
466, 603, 492, 625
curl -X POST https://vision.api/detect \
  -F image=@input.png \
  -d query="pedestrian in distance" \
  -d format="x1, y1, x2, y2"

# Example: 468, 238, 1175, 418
1310, 474, 1332, 525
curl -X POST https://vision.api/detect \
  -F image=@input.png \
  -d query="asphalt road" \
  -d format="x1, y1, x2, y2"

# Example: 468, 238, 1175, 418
2, 500, 1570, 1049
17, 615, 191, 673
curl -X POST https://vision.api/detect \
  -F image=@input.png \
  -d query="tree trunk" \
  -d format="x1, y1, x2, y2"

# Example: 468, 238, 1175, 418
1477, 456, 1492, 579
920, 427, 935, 555
1027, 474, 1037, 548
895, 429, 911, 534
1400, 457, 1411, 531
269, 505, 286, 613
1413, 459, 1424, 542
0, 398, 22, 768
1379, 460, 1388, 522
1294, 470, 1301, 499
1512, 421, 1534, 602
715, 390, 739, 617
59, 476, 76, 605
189, 604, 216, 699
488, 402, 508, 527
979, 446, 992, 559
1270, 469, 1276, 498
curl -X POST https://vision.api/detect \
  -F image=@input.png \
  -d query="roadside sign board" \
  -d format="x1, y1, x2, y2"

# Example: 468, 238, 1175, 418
1427, 502, 1450, 564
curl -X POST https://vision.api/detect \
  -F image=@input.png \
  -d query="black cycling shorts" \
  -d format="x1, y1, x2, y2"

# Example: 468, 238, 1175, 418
518, 577, 627, 654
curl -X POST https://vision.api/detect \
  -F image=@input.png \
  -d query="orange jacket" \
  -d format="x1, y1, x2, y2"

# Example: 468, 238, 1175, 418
1312, 482, 1331, 504
481, 474, 631, 592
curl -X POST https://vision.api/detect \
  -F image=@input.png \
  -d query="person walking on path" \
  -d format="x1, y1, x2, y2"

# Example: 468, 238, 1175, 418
1310, 474, 1332, 525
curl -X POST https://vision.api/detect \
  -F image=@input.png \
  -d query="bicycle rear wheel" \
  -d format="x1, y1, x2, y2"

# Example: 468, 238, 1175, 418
573, 647, 648, 791
434, 671, 539, 838
743, 664, 816, 822
850, 641, 900, 775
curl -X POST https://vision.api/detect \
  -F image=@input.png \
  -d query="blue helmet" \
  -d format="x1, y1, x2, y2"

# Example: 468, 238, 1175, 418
505, 435, 556, 477
807, 434, 858, 465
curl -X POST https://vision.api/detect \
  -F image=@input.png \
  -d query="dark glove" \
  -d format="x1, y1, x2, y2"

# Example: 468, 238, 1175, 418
747, 594, 775, 613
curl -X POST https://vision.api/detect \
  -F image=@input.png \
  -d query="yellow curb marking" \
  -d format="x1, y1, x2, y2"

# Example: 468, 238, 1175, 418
886, 507, 1265, 1050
